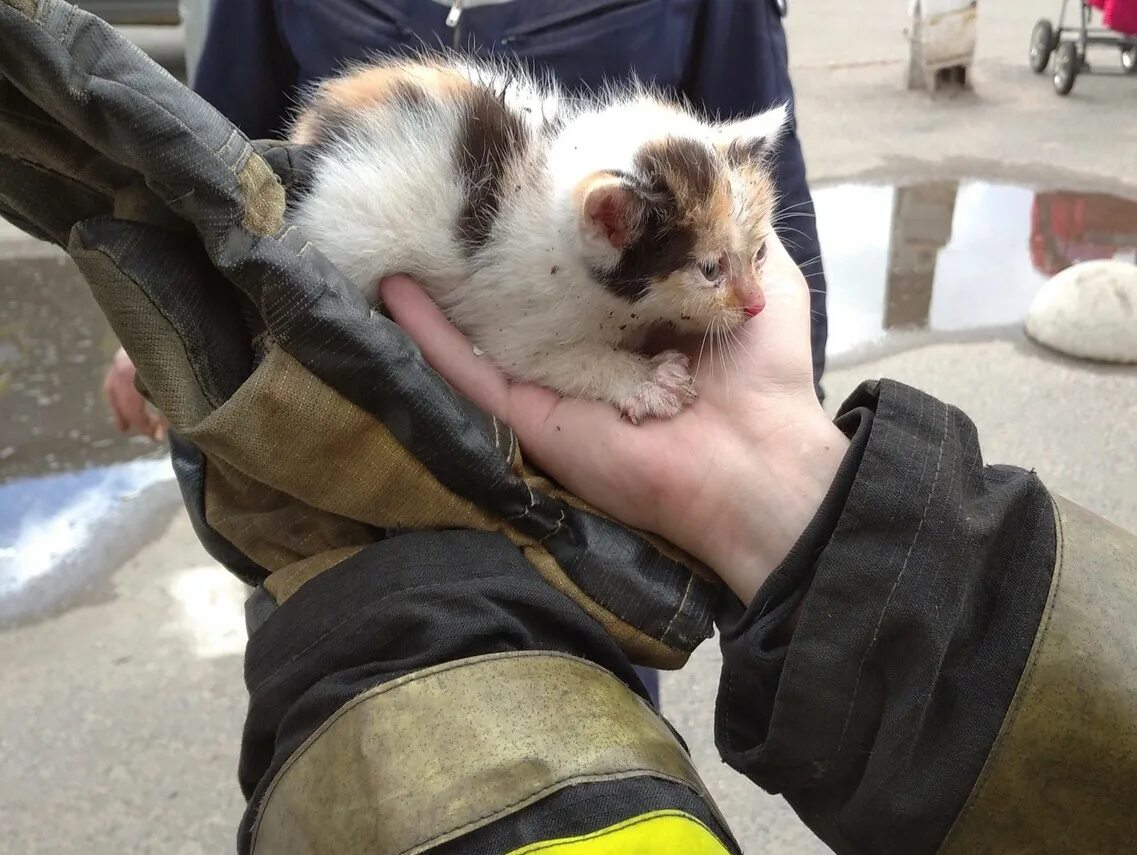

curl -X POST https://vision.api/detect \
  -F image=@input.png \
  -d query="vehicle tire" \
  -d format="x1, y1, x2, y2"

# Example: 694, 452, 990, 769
1054, 42, 1078, 95
1122, 46, 1137, 75
1031, 19, 1055, 73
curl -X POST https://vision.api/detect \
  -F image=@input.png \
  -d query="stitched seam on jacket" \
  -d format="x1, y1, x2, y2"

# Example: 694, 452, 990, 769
835, 400, 950, 756
660, 574, 695, 646
935, 493, 1065, 853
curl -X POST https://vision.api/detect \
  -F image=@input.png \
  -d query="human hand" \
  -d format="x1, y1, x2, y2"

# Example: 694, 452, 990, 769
380, 236, 848, 603
102, 346, 168, 441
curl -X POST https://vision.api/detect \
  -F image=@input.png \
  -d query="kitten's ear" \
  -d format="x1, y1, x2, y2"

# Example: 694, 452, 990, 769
717, 103, 789, 165
579, 173, 649, 253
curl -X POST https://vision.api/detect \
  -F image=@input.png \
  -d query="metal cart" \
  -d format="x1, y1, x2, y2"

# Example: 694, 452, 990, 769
1030, 0, 1137, 94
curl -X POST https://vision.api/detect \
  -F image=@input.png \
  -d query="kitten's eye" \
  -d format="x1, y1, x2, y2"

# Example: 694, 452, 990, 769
699, 259, 722, 283
754, 241, 768, 265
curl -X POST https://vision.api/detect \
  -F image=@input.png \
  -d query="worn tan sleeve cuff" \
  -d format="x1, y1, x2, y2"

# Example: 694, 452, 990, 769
250, 651, 729, 855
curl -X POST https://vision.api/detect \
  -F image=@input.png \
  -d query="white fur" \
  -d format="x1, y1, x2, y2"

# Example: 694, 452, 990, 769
290, 57, 784, 421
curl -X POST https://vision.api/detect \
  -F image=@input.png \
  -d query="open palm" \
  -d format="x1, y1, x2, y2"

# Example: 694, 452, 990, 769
380, 236, 845, 600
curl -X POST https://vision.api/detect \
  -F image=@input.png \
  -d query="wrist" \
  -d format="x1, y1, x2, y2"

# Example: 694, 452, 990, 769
709, 412, 849, 604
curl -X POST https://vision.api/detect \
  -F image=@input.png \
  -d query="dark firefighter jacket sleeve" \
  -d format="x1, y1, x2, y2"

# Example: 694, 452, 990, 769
236, 378, 1137, 855
717, 378, 1137, 855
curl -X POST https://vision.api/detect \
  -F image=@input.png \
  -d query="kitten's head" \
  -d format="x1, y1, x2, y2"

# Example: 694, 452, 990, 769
576, 105, 787, 331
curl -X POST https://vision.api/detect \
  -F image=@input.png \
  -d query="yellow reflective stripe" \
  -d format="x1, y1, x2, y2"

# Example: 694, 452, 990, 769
506, 810, 731, 855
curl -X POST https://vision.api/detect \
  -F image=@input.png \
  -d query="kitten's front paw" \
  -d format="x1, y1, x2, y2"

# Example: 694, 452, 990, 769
619, 351, 696, 425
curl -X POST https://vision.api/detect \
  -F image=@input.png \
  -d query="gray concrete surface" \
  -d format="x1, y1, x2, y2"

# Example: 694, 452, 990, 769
2, 2, 1137, 853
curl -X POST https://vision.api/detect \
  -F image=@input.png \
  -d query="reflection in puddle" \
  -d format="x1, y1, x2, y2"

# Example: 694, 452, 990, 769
0, 457, 172, 604
815, 181, 1137, 362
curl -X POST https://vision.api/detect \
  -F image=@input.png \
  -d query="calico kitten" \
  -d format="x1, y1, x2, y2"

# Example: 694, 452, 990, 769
289, 55, 785, 423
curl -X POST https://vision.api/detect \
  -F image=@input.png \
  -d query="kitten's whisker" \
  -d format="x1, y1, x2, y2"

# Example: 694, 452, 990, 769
711, 319, 721, 381
777, 223, 814, 243
696, 315, 713, 376
716, 320, 728, 386
773, 198, 818, 214
720, 322, 737, 403
724, 325, 742, 380
707, 317, 717, 382
775, 225, 813, 241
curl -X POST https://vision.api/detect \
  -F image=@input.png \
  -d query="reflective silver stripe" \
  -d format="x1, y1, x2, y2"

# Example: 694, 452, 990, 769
250, 651, 728, 855
431, 0, 518, 10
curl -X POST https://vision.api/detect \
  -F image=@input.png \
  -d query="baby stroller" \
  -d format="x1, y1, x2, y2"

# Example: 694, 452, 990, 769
1030, 0, 1137, 94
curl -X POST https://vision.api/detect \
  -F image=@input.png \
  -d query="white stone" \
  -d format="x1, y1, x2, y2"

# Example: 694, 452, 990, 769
1025, 260, 1137, 363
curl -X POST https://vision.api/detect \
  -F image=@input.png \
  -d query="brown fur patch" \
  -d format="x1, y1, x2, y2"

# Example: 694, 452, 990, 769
634, 138, 731, 236
590, 139, 738, 301
454, 85, 530, 255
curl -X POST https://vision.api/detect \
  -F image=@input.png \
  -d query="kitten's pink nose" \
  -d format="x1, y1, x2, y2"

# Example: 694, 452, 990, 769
730, 276, 765, 318
744, 294, 766, 318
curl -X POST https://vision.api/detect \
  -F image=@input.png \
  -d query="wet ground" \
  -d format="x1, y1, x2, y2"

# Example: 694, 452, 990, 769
2, 178, 1136, 629
817, 179, 1137, 363
0, 239, 180, 628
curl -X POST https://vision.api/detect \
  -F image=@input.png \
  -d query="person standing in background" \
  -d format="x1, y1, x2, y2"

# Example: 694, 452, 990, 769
104, 0, 830, 706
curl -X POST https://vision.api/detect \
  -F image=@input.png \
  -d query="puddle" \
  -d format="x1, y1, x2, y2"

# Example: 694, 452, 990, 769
0, 457, 179, 628
0, 238, 181, 627
814, 180, 1137, 365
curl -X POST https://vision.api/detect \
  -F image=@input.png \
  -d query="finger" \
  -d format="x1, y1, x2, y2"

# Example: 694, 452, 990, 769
104, 376, 129, 432
379, 275, 512, 421
119, 386, 153, 436
145, 409, 168, 442
744, 234, 813, 359
759, 234, 810, 315
108, 393, 130, 432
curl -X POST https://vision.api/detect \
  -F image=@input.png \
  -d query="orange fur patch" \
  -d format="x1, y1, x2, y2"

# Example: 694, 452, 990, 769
291, 60, 473, 144
325, 62, 470, 110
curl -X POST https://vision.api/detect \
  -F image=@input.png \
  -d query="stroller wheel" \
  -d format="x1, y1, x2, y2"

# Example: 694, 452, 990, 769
1030, 19, 1055, 73
1122, 46, 1137, 75
1054, 42, 1078, 95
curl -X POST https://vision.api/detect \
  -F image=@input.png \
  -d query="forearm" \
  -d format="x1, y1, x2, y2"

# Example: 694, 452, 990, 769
715, 379, 1137, 854
239, 530, 740, 854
